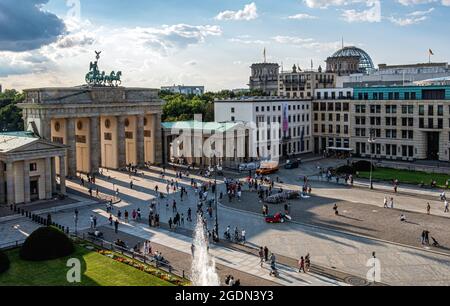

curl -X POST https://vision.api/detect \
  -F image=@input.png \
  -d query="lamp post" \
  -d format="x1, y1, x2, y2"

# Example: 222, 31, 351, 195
211, 151, 220, 242
368, 129, 375, 190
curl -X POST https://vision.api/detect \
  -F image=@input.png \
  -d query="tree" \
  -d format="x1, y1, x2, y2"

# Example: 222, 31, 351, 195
0, 89, 24, 132
160, 89, 264, 122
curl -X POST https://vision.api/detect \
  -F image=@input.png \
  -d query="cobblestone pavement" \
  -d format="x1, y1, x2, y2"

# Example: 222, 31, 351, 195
228, 190, 450, 254
2, 166, 450, 285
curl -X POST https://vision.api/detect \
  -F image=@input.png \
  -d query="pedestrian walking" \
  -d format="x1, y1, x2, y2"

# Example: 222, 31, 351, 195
298, 256, 305, 273
427, 202, 431, 215
445, 200, 449, 213
93, 215, 97, 228
90, 215, 94, 229
264, 246, 269, 262
390, 197, 394, 209
305, 254, 311, 272
114, 219, 119, 234
383, 196, 388, 208
259, 247, 264, 267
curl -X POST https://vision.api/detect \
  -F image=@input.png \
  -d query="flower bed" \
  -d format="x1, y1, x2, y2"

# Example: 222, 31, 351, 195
95, 249, 189, 286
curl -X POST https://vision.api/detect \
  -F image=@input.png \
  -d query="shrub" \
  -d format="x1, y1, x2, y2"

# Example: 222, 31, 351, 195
0, 250, 10, 274
336, 165, 355, 175
20, 226, 74, 261
352, 160, 374, 172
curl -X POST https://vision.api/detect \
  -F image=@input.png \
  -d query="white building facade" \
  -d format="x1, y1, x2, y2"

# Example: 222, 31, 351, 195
214, 96, 313, 159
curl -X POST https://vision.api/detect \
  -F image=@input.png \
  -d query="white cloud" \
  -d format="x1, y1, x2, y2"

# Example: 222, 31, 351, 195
0, 51, 52, 77
272, 36, 315, 44
229, 38, 267, 45
215, 3, 258, 21
287, 13, 318, 20
303, 0, 377, 9
272, 36, 343, 52
397, 0, 435, 5
389, 7, 434, 26
397, 0, 450, 5
341, 0, 381, 23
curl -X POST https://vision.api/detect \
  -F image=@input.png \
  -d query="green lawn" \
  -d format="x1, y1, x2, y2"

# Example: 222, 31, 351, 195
358, 167, 450, 188
0, 246, 173, 286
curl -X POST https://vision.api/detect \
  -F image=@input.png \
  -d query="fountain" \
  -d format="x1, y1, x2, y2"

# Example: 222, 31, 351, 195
191, 215, 220, 286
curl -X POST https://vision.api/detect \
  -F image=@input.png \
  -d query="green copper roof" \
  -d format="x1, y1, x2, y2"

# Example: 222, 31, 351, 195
0, 131, 37, 138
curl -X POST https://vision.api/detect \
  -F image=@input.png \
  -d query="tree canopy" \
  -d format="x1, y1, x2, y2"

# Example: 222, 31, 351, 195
0, 89, 24, 132
161, 89, 265, 122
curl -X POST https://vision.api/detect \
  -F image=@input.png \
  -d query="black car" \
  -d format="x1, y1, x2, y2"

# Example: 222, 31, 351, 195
284, 159, 300, 169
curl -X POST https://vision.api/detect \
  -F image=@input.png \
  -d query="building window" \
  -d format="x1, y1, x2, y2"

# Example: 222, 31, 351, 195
144, 130, 152, 138
52, 137, 64, 144
231, 116, 235, 122
104, 133, 112, 141
419, 105, 425, 116
231, 108, 235, 113
105, 119, 111, 129
29, 163, 37, 172
76, 135, 87, 144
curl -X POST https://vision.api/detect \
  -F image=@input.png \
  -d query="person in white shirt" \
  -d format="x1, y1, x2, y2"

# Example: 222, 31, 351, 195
241, 229, 246, 244
445, 200, 449, 213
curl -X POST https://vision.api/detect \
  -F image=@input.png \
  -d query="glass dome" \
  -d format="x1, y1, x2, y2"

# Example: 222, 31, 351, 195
331, 46, 374, 73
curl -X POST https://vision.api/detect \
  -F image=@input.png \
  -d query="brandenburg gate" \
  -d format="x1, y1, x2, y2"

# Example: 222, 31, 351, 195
18, 53, 164, 178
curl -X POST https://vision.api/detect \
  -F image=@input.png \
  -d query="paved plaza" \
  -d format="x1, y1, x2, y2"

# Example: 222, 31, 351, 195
1, 161, 450, 286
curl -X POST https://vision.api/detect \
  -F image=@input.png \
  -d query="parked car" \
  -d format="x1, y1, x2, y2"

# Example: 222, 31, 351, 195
238, 162, 260, 172
265, 212, 291, 223
256, 161, 279, 175
284, 159, 300, 169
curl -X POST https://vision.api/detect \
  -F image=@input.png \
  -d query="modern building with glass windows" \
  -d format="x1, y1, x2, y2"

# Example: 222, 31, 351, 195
320, 85, 450, 162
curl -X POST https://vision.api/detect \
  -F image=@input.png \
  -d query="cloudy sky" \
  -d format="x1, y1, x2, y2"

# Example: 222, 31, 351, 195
0, 0, 449, 91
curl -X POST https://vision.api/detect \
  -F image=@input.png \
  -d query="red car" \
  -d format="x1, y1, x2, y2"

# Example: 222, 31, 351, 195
265, 213, 289, 223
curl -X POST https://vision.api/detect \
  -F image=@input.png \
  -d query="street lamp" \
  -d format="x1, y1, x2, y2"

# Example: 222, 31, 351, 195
368, 129, 376, 190
210, 151, 220, 242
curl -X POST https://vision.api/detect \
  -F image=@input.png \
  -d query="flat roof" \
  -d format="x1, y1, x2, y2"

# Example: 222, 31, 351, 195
162, 121, 243, 132
215, 96, 311, 103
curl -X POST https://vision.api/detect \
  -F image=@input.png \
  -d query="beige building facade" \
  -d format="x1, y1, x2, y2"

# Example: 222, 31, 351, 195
0, 132, 67, 205
19, 86, 164, 178
278, 67, 336, 99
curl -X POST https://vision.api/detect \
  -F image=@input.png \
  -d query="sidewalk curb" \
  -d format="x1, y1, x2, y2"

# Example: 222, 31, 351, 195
0, 194, 114, 224
218, 201, 450, 260
308, 176, 444, 200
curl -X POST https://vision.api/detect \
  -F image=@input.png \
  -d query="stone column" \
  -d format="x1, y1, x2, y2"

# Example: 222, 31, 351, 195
154, 113, 163, 164
45, 157, 52, 200
117, 115, 126, 169
6, 162, 14, 205
59, 156, 67, 196
136, 114, 145, 167
23, 160, 31, 204
90, 116, 101, 173
66, 117, 77, 177
40, 117, 52, 141
0, 161, 5, 204
51, 157, 57, 194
